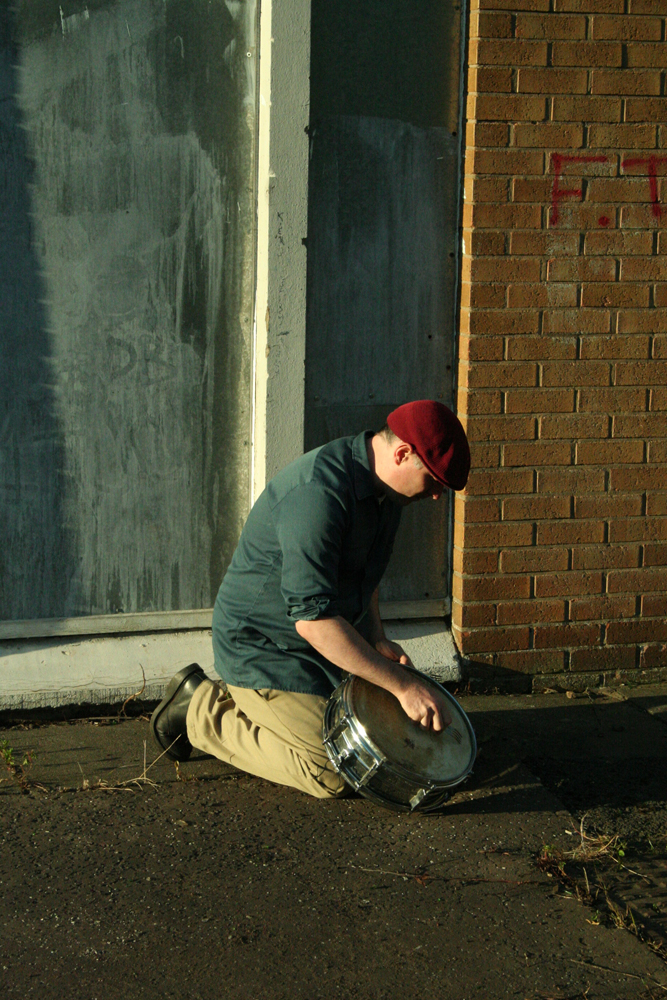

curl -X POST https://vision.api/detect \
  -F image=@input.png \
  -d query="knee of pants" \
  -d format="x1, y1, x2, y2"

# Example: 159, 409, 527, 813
308, 760, 354, 799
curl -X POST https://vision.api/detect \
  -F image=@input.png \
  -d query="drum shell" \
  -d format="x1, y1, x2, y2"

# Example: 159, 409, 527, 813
323, 670, 476, 813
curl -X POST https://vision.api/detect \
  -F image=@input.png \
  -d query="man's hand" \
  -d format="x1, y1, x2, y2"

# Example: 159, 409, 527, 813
375, 637, 413, 667
375, 640, 451, 731
394, 673, 453, 732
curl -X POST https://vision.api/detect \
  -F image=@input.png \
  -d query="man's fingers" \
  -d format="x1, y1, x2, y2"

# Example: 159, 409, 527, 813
400, 683, 453, 732
419, 707, 437, 729
416, 705, 448, 731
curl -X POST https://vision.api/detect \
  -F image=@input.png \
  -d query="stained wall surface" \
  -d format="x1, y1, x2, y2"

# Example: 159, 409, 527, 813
454, 0, 667, 690
306, 0, 463, 605
0, 0, 257, 623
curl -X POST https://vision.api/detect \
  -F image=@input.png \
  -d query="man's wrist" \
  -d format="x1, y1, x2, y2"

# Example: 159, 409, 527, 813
381, 659, 410, 698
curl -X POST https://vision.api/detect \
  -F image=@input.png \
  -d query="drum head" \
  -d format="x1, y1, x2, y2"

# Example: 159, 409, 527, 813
350, 676, 475, 784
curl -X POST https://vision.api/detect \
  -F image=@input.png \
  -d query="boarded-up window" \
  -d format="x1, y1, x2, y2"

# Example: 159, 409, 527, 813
0, 0, 257, 623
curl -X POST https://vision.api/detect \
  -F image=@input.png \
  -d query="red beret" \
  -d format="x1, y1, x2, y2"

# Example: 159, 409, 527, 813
386, 400, 470, 491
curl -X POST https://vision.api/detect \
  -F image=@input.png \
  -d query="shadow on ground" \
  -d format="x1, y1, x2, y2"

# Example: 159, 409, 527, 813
458, 690, 667, 844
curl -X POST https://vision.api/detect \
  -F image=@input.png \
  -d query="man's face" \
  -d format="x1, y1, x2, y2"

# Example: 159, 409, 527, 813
392, 453, 445, 505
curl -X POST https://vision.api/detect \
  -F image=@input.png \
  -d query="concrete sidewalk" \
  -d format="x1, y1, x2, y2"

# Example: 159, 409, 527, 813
1, 685, 667, 999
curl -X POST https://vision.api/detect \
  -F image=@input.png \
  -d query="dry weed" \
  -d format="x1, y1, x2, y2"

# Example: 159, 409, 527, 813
537, 817, 667, 965
76, 737, 178, 793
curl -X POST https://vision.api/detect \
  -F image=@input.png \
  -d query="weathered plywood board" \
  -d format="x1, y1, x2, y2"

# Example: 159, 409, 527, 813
306, 1, 462, 604
0, 0, 257, 622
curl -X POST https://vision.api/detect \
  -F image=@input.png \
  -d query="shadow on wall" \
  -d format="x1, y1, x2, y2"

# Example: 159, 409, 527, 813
457, 659, 537, 695
0, 8, 74, 622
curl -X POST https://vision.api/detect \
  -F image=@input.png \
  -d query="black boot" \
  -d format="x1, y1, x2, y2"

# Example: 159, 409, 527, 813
150, 663, 206, 761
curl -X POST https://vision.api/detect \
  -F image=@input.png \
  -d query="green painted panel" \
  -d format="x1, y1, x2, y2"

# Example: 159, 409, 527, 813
306, 0, 462, 604
0, 0, 257, 620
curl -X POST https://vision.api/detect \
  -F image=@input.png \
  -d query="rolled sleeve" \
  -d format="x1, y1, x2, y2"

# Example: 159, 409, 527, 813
272, 483, 348, 623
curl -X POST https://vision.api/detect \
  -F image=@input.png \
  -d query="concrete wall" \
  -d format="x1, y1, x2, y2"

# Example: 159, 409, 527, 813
0, 620, 460, 711
454, 0, 667, 691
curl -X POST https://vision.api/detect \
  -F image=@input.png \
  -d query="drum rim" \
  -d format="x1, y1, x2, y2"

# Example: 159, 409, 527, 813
326, 667, 477, 790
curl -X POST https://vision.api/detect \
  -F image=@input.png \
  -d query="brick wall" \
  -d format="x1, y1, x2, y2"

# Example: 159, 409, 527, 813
452, 0, 667, 691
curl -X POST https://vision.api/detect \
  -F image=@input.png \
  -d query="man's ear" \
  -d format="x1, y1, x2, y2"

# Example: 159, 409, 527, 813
394, 442, 412, 466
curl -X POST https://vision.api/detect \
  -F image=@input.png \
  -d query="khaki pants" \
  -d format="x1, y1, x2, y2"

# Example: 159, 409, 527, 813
186, 678, 349, 799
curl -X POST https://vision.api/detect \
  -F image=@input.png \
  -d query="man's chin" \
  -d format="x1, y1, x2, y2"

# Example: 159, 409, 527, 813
397, 492, 425, 506
381, 485, 413, 506
409, 492, 441, 504
381, 485, 434, 506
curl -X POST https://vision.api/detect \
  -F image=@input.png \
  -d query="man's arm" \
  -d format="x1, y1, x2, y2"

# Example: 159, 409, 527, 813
366, 587, 386, 646
367, 587, 416, 668
295, 615, 452, 731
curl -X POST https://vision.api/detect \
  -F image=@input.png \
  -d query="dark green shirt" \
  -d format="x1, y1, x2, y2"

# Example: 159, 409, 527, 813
212, 432, 402, 696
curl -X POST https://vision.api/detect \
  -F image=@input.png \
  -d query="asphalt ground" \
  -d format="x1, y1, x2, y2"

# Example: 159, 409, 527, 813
1, 685, 667, 1000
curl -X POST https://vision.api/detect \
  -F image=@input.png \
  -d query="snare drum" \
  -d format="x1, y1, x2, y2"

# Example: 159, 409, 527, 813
323, 667, 476, 812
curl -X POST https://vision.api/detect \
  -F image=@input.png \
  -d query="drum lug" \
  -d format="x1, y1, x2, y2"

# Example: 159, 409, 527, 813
357, 757, 382, 787
323, 725, 354, 767
323, 727, 354, 768
326, 719, 349, 745
409, 786, 433, 812
330, 745, 354, 767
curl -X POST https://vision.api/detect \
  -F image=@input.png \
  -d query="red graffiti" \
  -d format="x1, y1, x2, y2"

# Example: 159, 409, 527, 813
621, 155, 667, 220
549, 152, 667, 226
549, 153, 608, 225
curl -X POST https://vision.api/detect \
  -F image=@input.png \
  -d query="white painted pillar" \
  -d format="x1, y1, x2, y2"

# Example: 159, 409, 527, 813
252, 0, 311, 498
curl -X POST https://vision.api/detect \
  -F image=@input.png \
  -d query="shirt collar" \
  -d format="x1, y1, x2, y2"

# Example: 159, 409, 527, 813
352, 431, 378, 501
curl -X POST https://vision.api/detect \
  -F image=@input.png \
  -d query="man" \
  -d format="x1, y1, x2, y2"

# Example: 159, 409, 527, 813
151, 400, 470, 798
